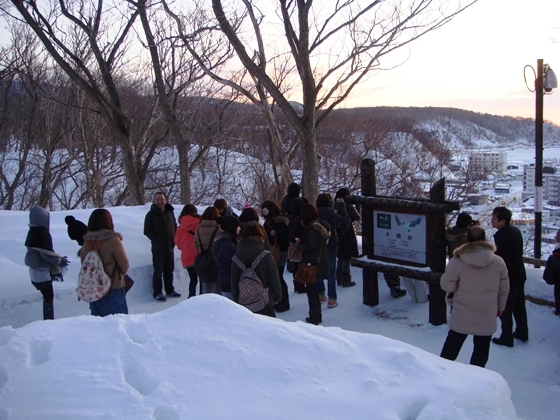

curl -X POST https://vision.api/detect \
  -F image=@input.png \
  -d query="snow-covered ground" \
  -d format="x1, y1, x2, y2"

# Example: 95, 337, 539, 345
1, 205, 559, 419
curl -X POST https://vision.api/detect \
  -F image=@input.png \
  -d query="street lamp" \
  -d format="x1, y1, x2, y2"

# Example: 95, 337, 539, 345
530, 59, 557, 262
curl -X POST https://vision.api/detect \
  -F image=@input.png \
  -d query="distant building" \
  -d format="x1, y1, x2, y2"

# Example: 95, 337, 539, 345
494, 184, 511, 194
523, 164, 560, 202
470, 151, 507, 174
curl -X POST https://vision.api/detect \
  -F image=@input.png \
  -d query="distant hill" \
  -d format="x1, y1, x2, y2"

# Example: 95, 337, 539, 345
324, 106, 560, 149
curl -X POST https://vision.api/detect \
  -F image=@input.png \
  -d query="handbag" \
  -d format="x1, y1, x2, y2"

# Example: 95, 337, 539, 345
270, 238, 281, 264
124, 274, 134, 294
294, 262, 318, 284
288, 242, 302, 262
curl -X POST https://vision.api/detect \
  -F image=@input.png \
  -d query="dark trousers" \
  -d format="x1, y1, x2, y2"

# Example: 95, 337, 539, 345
32, 281, 54, 302
152, 251, 175, 297
278, 264, 289, 304
499, 284, 529, 340
440, 329, 492, 368
306, 281, 320, 313
186, 266, 198, 297
555, 283, 560, 314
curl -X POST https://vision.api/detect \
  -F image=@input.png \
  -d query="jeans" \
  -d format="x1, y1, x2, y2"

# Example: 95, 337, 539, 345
440, 329, 492, 368
317, 250, 337, 299
89, 288, 128, 317
152, 251, 175, 297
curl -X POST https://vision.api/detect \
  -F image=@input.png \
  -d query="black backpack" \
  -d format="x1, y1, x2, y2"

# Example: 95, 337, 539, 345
194, 227, 219, 283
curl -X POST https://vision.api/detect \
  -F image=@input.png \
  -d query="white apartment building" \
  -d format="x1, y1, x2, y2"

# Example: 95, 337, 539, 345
470, 151, 507, 174
523, 164, 560, 202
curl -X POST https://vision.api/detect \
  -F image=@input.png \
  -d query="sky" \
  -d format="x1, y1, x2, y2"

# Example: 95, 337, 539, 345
1, 198, 560, 419
1, 0, 560, 126
345, 0, 560, 126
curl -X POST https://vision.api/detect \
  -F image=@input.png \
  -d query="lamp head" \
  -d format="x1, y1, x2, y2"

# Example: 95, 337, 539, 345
544, 65, 557, 92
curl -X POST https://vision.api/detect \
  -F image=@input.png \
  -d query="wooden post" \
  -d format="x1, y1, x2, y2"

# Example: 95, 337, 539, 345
361, 159, 379, 306
428, 179, 447, 326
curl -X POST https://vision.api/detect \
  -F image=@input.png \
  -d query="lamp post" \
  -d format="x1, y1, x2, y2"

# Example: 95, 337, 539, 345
534, 59, 557, 262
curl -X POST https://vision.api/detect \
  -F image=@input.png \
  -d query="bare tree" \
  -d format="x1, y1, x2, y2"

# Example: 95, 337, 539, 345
202, 0, 476, 200
4, 0, 150, 204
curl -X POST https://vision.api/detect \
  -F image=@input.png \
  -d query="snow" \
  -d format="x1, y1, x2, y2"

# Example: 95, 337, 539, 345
1, 206, 560, 419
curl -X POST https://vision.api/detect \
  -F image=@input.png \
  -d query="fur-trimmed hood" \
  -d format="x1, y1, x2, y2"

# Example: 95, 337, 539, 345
83, 229, 123, 242
453, 240, 497, 268
311, 220, 331, 241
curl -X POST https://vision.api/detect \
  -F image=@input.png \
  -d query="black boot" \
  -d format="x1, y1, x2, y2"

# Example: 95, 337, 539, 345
341, 273, 356, 288
336, 271, 342, 286
43, 301, 54, 320
275, 277, 290, 312
306, 308, 322, 325
390, 286, 406, 298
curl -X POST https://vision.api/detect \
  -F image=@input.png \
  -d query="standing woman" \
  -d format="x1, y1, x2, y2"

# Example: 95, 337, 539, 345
263, 202, 291, 312
175, 204, 201, 298
335, 188, 360, 288
297, 203, 331, 325
214, 216, 241, 300
231, 222, 282, 317
194, 206, 221, 294
81, 208, 130, 317
24, 206, 69, 320
316, 193, 348, 308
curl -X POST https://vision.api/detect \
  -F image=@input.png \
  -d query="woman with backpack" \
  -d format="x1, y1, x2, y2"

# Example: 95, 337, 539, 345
296, 203, 331, 325
214, 216, 241, 300
174, 204, 201, 298
24, 205, 69, 320
231, 222, 281, 317
81, 208, 130, 317
194, 206, 221, 294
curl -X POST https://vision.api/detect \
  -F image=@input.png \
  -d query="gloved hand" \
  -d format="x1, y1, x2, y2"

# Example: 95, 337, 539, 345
60, 256, 70, 267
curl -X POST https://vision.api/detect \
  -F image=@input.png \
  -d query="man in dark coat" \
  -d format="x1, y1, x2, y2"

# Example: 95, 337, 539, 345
144, 192, 180, 301
64, 215, 87, 246
491, 206, 528, 347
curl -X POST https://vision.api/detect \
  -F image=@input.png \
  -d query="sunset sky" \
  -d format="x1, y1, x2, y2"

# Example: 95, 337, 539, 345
1, 1, 559, 126
345, 0, 560, 126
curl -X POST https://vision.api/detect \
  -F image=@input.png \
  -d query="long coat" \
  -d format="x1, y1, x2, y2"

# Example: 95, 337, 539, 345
231, 237, 282, 308
318, 200, 348, 253
174, 215, 200, 268
336, 203, 360, 258
297, 220, 331, 281
441, 241, 509, 336
81, 230, 130, 290
494, 224, 527, 288
144, 203, 177, 254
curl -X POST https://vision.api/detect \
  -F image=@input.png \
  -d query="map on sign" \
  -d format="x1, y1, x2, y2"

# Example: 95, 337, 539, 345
373, 211, 427, 265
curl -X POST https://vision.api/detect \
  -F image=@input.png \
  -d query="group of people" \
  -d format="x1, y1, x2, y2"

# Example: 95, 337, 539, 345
439, 207, 530, 368
165, 184, 363, 323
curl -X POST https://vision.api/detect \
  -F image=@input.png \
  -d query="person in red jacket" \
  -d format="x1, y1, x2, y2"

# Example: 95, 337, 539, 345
175, 204, 201, 298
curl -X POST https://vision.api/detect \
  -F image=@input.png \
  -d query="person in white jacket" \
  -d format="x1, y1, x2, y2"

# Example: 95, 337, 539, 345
439, 226, 509, 368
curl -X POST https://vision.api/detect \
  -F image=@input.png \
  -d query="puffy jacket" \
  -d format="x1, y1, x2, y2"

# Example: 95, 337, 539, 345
144, 203, 177, 254
214, 231, 237, 293
441, 241, 509, 336
24, 206, 65, 275
175, 215, 200, 267
318, 200, 347, 252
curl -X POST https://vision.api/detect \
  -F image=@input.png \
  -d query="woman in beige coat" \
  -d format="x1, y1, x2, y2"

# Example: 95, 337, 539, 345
81, 209, 130, 316
439, 226, 509, 368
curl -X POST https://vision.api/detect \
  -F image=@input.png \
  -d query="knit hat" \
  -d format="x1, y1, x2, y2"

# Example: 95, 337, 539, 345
218, 216, 241, 235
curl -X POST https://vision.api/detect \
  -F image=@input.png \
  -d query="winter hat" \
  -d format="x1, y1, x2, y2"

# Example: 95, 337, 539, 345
64, 215, 75, 225
456, 212, 473, 229
335, 188, 351, 200
218, 216, 241, 235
